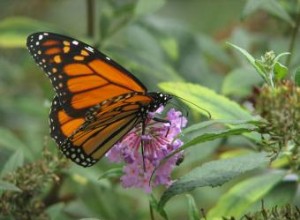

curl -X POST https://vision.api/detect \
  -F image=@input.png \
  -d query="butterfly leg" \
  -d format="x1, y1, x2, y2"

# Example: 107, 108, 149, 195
141, 120, 146, 171
153, 117, 171, 137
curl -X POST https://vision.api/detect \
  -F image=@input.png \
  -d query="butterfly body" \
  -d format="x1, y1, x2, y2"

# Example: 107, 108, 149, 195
27, 32, 172, 167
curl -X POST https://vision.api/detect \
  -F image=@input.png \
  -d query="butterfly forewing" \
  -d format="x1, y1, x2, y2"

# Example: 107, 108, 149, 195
27, 32, 147, 117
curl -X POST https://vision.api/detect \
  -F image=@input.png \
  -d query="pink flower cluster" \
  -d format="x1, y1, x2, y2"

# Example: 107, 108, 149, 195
106, 107, 187, 193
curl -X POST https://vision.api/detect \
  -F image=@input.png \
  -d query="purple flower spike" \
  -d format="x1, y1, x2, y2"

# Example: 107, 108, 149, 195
106, 108, 187, 193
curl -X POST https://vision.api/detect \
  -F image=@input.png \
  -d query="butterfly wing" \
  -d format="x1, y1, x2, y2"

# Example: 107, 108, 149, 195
27, 32, 168, 167
27, 32, 147, 117
50, 93, 153, 167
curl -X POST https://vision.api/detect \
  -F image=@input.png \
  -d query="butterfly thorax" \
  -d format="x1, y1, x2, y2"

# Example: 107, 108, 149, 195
147, 92, 172, 112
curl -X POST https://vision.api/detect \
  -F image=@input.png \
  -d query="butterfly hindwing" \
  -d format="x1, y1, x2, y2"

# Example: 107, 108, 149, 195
50, 94, 153, 167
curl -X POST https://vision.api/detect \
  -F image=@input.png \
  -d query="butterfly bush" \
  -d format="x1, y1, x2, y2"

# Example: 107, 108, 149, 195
106, 107, 187, 193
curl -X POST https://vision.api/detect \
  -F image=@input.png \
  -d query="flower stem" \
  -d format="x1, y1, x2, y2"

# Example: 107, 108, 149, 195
286, 1, 300, 67
86, 0, 95, 38
149, 200, 155, 220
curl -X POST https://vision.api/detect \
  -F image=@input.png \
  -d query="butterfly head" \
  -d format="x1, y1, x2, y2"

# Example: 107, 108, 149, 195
148, 92, 172, 112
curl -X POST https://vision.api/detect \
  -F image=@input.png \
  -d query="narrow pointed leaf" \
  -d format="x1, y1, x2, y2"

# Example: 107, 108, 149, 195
1, 149, 24, 177
0, 180, 21, 192
0, 17, 58, 48
0, 127, 27, 151
242, 0, 294, 27
135, 0, 166, 17
186, 194, 200, 220
227, 43, 266, 80
294, 67, 300, 86
181, 127, 255, 151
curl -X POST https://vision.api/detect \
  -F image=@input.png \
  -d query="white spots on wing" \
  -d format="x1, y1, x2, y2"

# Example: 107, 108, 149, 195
38, 34, 43, 40
36, 41, 39, 46
43, 32, 49, 36
85, 46, 94, 53
72, 40, 79, 45
106, 57, 111, 61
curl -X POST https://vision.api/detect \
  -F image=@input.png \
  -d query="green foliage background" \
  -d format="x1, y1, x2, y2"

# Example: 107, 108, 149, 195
0, 0, 300, 219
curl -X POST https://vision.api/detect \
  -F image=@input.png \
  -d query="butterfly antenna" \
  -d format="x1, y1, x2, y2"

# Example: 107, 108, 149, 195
172, 94, 211, 119
141, 121, 146, 172
169, 100, 189, 119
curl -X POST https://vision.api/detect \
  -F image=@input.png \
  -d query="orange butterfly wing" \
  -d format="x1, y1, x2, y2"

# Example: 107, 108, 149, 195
50, 93, 153, 166
27, 32, 147, 117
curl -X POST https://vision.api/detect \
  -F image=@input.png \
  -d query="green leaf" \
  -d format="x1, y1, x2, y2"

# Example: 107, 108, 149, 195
242, 0, 294, 27
159, 82, 254, 120
0, 127, 28, 151
0, 149, 24, 178
149, 194, 168, 220
126, 25, 163, 60
0, 16, 59, 48
273, 62, 288, 80
222, 68, 263, 97
207, 171, 286, 219
134, 0, 166, 17
254, 60, 267, 74
227, 43, 267, 81
98, 167, 123, 180
179, 119, 260, 154
181, 127, 256, 151
250, 177, 298, 211
293, 67, 300, 86
158, 152, 269, 209
273, 52, 290, 63
160, 37, 179, 61
186, 194, 200, 220
46, 203, 65, 220
183, 119, 260, 135
196, 34, 232, 66
0, 180, 21, 192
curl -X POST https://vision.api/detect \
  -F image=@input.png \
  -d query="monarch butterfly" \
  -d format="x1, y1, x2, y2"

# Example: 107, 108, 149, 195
27, 32, 172, 167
